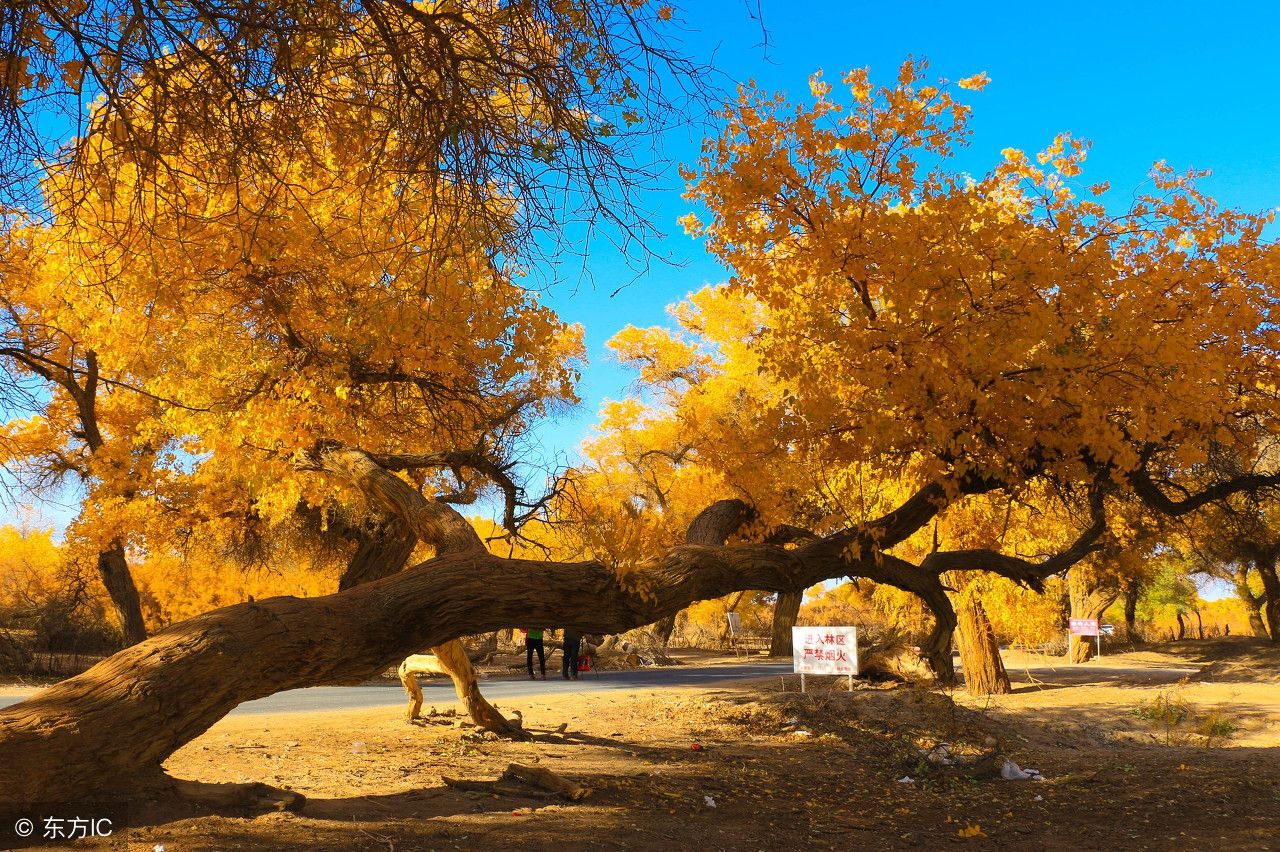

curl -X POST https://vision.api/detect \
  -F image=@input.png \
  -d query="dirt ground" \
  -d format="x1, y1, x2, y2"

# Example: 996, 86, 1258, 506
23, 639, 1280, 850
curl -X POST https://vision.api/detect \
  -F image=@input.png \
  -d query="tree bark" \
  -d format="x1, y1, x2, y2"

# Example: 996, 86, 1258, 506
97, 541, 147, 647
1232, 566, 1270, 639
337, 517, 417, 591
915, 572, 958, 683
1174, 612, 1186, 641
323, 463, 523, 739
1255, 554, 1280, 642
1067, 566, 1116, 663
0, 451, 1097, 807
768, 590, 803, 657
652, 614, 679, 646
1122, 578, 1140, 642
0, 527, 895, 807
955, 598, 1010, 695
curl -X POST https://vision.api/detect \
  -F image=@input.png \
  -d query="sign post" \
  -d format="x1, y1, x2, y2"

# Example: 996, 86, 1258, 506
725, 612, 744, 659
792, 626, 859, 692
1068, 617, 1101, 661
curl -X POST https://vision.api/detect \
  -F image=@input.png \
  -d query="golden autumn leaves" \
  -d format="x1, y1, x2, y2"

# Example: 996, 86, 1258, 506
671, 59, 1277, 491
3, 48, 1278, 636
574, 59, 1280, 608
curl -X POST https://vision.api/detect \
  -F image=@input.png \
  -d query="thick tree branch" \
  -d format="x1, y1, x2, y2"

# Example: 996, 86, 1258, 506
1129, 466, 1280, 517
920, 480, 1109, 590
298, 442, 483, 556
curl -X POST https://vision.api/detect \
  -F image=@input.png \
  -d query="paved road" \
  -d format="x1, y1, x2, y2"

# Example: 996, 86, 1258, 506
0, 661, 793, 716
3, 655, 1198, 717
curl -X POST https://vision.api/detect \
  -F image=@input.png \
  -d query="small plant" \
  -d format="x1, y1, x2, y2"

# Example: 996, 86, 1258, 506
1131, 690, 1189, 724
1197, 708, 1238, 746
1131, 689, 1191, 744
1130, 688, 1239, 746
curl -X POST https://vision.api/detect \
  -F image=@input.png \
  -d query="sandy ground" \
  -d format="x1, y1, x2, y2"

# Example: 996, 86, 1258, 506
12, 639, 1280, 850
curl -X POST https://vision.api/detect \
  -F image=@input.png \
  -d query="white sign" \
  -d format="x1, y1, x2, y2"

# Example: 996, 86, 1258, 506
792, 626, 858, 676
726, 612, 742, 636
1069, 618, 1099, 636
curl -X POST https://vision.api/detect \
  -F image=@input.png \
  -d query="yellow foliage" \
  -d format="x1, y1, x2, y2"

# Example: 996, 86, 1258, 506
0, 524, 68, 614
131, 548, 338, 629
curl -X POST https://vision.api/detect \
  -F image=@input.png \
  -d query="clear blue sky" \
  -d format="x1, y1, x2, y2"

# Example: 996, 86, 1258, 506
537, 0, 1280, 466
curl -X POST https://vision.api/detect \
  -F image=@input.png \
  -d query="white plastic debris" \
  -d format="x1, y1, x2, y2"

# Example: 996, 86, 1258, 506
1000, 759, 1043, 781
791, 729, 813, 738
1034, 795, 1044, 802
896, 776, 915, 784
704, 795, 717, 808
153, 846, 166, 852
351, 741, 367, 755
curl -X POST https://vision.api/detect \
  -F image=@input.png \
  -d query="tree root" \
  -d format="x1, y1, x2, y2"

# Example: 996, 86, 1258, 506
169, 778, 305, 813
400, 643, 530, 740
442, 763, 590, 801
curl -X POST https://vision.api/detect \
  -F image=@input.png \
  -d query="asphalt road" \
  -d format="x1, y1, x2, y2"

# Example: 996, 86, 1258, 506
0, 661, 793, 716
0, 655, 1202, 716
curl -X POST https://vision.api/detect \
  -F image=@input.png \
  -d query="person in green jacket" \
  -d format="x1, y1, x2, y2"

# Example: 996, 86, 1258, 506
521, 627, 546, 679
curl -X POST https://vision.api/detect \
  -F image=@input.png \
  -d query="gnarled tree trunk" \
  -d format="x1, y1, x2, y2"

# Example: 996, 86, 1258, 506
0, 518, 886, 807
0, 450, 1104, 808
915, 573, 958, 684
326, 461, 524, 739
768, 590, 803, 657
1067, 566, 1117, 663
97, 541, 147, 647
1255, 554, 1280, 641
1233, 566, 1270, 639
337, 517, 417, 591
1122, 577, 1141, 642
955, 598, 1010, 695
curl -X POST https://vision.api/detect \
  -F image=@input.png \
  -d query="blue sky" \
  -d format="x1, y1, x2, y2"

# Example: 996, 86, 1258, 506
540, 0, 1280, 464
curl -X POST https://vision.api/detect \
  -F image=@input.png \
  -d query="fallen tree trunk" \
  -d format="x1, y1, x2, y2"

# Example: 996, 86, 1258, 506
0, 535, 852, 806
443, 763, 589, 801
0, 449, 1106, 808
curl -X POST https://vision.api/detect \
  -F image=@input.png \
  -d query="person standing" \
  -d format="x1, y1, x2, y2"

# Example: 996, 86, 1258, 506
561, 628, 583, 680
522, 627, 546, 679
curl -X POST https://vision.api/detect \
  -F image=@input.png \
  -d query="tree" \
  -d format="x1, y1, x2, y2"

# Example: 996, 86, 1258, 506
1163, 436, 1280, 641
1, 0, 706, 647
0, 0, 696, 259
634, 60, 1280, 676
1, 3, 603, 644
0, 444, 997, 807
1139, 556, 1200, 641
0, 266, 161, 644
6, 57, 1280, 805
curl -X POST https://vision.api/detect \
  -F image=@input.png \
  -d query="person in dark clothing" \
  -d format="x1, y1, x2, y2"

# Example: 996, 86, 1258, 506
522, 628, 546, 679
561, 628, 583, 680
